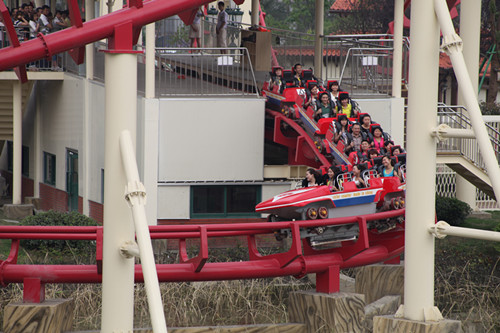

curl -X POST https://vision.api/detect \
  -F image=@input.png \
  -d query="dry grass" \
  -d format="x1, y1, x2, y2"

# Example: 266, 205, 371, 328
0, 277, 313, 331
435, 259, 500, 332
2, 261, 496, 332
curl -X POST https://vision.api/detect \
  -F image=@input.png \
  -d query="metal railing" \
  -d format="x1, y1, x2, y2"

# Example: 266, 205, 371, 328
323, 34, 410, 96
436, 104, 500, 167
270, 28, 315, 71
436, 104, 500, 209
1, 26, 71, 71
3, 21, 411, 98
153, 17, 412, 97
155, 47, 258, 97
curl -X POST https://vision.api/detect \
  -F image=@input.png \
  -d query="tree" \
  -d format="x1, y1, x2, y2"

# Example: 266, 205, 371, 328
260, 0, 338, 34
329, 0, 395, 34
261, 0, 395, 35
484, 0, 500, 103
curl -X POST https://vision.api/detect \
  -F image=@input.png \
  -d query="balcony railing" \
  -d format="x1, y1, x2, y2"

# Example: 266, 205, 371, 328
436, 104, 500, 209
155, 47, 258, 97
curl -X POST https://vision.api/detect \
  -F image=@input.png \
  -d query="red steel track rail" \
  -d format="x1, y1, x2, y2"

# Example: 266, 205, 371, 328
0, 209, 404, 301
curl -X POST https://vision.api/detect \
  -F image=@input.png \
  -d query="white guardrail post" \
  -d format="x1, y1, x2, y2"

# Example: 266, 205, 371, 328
120, 130, 168, 333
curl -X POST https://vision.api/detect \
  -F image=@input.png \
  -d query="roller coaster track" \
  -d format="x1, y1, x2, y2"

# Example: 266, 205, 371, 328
0, 210, 404, 294
0, 0, 404, 297
266, 109, 332, 169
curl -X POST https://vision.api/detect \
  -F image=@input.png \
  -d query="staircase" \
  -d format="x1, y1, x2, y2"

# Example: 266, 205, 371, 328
436, 151, 494, 198
436, 104, 500, 200
0, 80, 35, 150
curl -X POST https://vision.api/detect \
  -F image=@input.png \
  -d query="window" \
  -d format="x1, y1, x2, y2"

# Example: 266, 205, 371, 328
191, 185, 261, 218
43, 152, 56, 185
22, 146, 29, 177
7, 141, 30, 177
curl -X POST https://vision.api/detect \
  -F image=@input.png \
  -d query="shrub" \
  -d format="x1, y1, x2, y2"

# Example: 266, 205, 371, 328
20, 210, 98, 261
479, 101, 500, 115
435, 195, 472, 227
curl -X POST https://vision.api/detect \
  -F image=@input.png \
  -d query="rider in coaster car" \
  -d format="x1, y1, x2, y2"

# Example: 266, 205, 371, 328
337, 92, 360, 118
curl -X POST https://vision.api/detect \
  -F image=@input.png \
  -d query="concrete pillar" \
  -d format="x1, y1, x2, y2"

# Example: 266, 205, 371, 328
12, 81, 22, 205
392, 0, 404, 98
100, 52, 137, 332
143, 99, 159, 226
85, 0, 95, 80
145, 23, 155, 99
83, 0, 95, 216
314, 0, 324, 80
455, 0, 482, 210
404, 0, 441, 321
34, 85, 41, 198
251, 0, 259, 27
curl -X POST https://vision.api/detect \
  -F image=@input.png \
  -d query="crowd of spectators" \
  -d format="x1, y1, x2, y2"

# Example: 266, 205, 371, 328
1, 3, 71, 69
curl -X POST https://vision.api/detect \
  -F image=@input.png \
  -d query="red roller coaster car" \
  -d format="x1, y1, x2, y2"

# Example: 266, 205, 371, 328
256, 175, 405, 249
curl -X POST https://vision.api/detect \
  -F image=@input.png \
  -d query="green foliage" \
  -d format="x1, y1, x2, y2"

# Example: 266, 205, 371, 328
435, 196, 472, 227
330, 0, 395, 34
261, 0, 337, 34
479, 101, 500, 115
20, 211, 98, 260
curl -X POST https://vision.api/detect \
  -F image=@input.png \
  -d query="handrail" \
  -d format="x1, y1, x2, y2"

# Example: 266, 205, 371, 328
155, 47, 259, 97
119, 130, 167, 333
338, 47, 393, 86
437, 104, 500, 152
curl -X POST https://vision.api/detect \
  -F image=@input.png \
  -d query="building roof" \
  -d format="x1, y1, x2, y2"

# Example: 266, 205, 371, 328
439, 53, 453, 70
273, 47, 344, 57
330, 0, 357, 12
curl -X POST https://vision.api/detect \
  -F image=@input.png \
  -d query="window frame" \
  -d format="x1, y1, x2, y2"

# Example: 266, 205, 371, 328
43, 152, 56, 186
190, 184, 261, 219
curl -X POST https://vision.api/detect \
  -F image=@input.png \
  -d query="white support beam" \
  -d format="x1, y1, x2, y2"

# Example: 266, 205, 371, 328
404, 0, 441, 321
430, 221, 500, 242
100, 52, 137, 333
455, 0, 482, 210
392, 0, 404, 97
145, 24, 155, 99
12, 82, 22, 205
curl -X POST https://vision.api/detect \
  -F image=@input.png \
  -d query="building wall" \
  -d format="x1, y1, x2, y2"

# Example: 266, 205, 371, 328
158, 98, 265, 182
37, 77, 85, 192
157, 185, 190, 219
39, 183, 69, 212
155, 97, 265, 220
357, 97, 405, 147
24, 76, 143, 209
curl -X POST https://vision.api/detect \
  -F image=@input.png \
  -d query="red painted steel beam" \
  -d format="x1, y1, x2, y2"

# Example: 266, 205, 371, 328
0, 244, 396, 285
0, 0, 216, 71
266, 109, 331, 168
0, 210, 404, 286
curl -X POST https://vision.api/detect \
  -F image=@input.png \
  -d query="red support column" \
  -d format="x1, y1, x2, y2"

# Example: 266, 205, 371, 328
315, 265, 340, 293
23, 277, 45, 303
